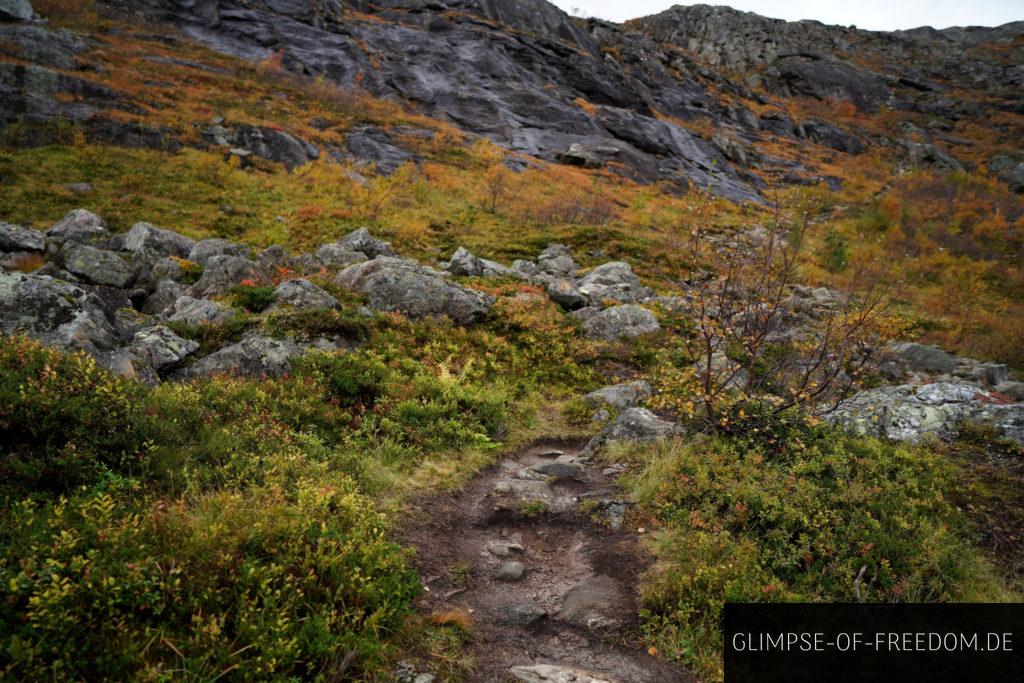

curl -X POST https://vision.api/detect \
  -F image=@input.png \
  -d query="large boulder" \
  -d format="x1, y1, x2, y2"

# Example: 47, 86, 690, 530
188, 238, 249, 266
335, 257, 493, 325
829, 383, 1024, 445
0, 271, 118, 354
129, 325, 198, 372
163, 295, 233, 326
603, 407, 678, 443
584, 380, 653, 411
576, 261, 654, 304
337, 227, 396, 259
0, 220, 44, 252
582, 304, 660, 340
271, 278, 339, 310
892, 342, 957, 375
178, 335, 300, 379
188, 255, 257, 297
203, 123, 318, 170
124, 222, 195, 258
46, 209, 107, 243
314, 243, 368, 269
536, 244, 578, 278
60, 241, 135, 288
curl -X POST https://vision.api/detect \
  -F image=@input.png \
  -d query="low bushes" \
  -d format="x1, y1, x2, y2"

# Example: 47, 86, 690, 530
613, 424, 1013, 681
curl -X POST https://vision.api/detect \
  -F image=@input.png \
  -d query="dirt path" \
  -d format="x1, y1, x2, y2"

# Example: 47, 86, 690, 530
400, 437, 692, 682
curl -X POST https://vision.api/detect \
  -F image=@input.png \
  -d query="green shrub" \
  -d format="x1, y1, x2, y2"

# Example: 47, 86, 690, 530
265, 307, 372, 342
619, 425, 1012, 681
229, 284, 276, 313
0, 336, 146, 493
295, 350, 392, 407
0, 475, 420, 681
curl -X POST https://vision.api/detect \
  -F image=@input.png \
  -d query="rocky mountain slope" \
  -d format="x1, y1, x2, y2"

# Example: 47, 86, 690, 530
4, 1, 1022, 201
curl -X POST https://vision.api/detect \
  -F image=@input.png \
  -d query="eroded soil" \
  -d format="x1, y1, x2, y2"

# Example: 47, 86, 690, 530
399, 437, 691, 682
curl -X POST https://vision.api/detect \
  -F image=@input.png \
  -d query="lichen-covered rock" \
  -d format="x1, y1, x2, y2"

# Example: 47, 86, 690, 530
829, 383, 1024, 444
0, 271, 118, 354
188, 238, 249, 266
337, 227, 396, 259
188, 255, 257, 297
445, 246, 485, 276
272, 278, 339, 310
46, 209, 107, 243
576, 261, 653, 304
584, 380, 653, 411
124, 222, 195, 258
315, 243, 368, 269
582, 304, 660, 340
163, 295, 233, 326
0, 220, 44, 252
335, 257, 493, 325
603, 407, 677, 442
129, 325, 198, 371
178, 335, 300, 379
60, 241, 135, 288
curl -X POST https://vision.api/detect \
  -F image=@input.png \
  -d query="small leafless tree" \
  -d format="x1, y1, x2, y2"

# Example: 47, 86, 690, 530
675, 197, 892, 431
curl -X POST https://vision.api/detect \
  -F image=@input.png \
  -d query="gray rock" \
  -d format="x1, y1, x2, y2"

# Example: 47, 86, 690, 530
511, 259, 539, 277
570, 306, 602, 323
315, 243, 368, 269
584, 381, 653, 410
486, 541, 524, 557
987, 154, 1024, 193
178, 335, 300, 379
46, 209, 107, 243
61, 242, 135, 288
164, 295, 233, 326
603, 407, 678, 443
558, 575, 624, 630
509, 665, 610, 683
189, 255, 257, 297
893, 343, 957, 375
445, 246, 485, 276
546, 278, 587, 310
504, 603, 547, 626
576, 261, 653, 304
0, 221, 44, 252
129, 325, 198, 371
335, 257, 493, 325
66, 182, 93, 194
188, 238, 249, 266
955, 360, 1009, 388
142, 278, 184, 315
829, 383, 1024, 444
995, 381, 1024, 402
495, 561, 525, 582
532, 460, 582, 478
582, 304, 660, 340
537, 244, 578, 278
272, 278, 339, 310
203, 123, 318, 170
124, 222, 195, 258
94, 347, 158, 385
337, 227, 396, 259
0, 0, 33, 22
0, 271, 118, 354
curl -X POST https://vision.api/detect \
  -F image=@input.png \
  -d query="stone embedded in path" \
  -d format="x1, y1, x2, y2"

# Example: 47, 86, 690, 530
558, 575, 625, 631
509, 664, 612, 683
495, 560, 525, 582
532, 460, 582, 479
504, 603, 547, 626
486, 541, 524, 557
